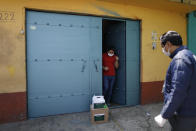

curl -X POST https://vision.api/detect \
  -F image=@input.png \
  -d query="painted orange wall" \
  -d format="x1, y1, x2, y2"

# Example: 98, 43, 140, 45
0, 0, 196, 93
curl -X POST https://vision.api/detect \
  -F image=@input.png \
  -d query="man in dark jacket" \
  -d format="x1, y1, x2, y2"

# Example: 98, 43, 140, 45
156, 31, 196, 131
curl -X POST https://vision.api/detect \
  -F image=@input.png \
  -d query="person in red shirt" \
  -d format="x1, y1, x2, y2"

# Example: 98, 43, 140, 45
102, 47, 119, 105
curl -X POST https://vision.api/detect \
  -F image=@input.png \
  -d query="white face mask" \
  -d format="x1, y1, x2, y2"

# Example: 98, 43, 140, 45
108, 53, 114, 57
162, 47, 170, 56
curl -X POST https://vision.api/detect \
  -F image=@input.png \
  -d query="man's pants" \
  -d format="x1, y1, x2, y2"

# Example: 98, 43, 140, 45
168, 115, 196, 131
103, 76, 115, 103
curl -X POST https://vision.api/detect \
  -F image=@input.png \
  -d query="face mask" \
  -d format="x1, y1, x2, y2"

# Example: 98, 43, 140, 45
162, 47, 170, 56
108, 53, 114, 57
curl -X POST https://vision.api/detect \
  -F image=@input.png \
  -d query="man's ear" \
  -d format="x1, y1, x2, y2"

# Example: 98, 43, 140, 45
167, 41, 172, 48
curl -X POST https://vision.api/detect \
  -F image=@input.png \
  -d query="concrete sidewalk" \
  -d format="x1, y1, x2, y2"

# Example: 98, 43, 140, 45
0, 103, 170, 131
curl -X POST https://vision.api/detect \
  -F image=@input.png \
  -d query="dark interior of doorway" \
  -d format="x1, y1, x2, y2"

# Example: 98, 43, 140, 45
102, 19, 126, 107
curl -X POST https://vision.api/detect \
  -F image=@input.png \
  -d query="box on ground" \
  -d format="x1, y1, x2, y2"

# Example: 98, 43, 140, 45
90, 105, 109, 124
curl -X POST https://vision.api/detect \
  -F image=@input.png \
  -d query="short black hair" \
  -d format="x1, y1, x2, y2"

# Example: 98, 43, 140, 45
160, 31, 183, 46
106, 46, 115, 52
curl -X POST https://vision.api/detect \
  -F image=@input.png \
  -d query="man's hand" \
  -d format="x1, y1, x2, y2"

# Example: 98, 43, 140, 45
154, 114, 167, 127
103, 66, 109, 71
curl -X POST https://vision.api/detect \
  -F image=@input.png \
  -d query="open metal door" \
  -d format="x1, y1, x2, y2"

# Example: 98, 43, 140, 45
126, 20, 140, 106
188, 11, 196, 54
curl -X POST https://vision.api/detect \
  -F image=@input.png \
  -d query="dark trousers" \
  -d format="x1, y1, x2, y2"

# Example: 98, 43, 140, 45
168, 115, 196, 131
103, 76, 115, 103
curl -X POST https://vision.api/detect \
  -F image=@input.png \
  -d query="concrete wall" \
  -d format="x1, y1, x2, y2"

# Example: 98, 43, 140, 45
0, 0, 195, 123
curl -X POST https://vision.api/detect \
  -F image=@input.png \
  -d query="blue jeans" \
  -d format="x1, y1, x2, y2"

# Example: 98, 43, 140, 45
103, 76, 115, 103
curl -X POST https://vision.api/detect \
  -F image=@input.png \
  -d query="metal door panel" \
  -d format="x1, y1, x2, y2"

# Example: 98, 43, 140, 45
188, 12, 196, 54
27, 11, 102, 118
126, 20, 140, 106
126, 61, 140, 92
27, 24, 90, 59
27, 61, 89, 96
28, 95, 89, 117
126, 91, 140, 106
90, 17, 103, 99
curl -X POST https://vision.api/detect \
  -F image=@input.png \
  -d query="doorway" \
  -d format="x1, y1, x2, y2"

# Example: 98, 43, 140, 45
102, 19, 126, 106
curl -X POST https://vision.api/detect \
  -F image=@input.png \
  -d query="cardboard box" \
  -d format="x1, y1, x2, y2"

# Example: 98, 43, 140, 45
90, 105, 109, 124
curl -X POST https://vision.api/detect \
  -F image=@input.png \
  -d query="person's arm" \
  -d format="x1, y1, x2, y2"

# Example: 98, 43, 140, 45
161, 58, 193, 119
114, 56, 119, 69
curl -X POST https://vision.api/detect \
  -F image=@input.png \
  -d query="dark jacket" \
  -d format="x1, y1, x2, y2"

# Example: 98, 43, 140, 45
161, 46, 196, 119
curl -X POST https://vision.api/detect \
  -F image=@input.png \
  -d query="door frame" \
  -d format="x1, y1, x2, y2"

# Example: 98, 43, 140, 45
25, 8, 142, 118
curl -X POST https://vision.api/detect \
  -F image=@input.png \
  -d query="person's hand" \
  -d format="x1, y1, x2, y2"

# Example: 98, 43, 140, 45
116, 56, 119, 61
154, 114, 167, 127
103, 66, 109, 71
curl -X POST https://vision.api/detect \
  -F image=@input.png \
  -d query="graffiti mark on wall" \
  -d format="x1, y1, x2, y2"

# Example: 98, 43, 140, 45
7, 66, 15, 77
92, 4, 121, 17
0, 11, 15, 22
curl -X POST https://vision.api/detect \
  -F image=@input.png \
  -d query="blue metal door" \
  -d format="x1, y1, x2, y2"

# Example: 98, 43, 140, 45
126, 20, 140, 106
188, 11, 196, 54
90, 18, 103, 101
26, 11, 102, 118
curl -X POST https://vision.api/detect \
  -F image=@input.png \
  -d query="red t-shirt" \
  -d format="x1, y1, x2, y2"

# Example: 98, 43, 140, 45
102, 53, 116, 76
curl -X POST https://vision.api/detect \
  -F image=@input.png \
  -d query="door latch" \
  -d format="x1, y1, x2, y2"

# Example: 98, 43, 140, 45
94, 60, 99, 72
81, 59, 87, 72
